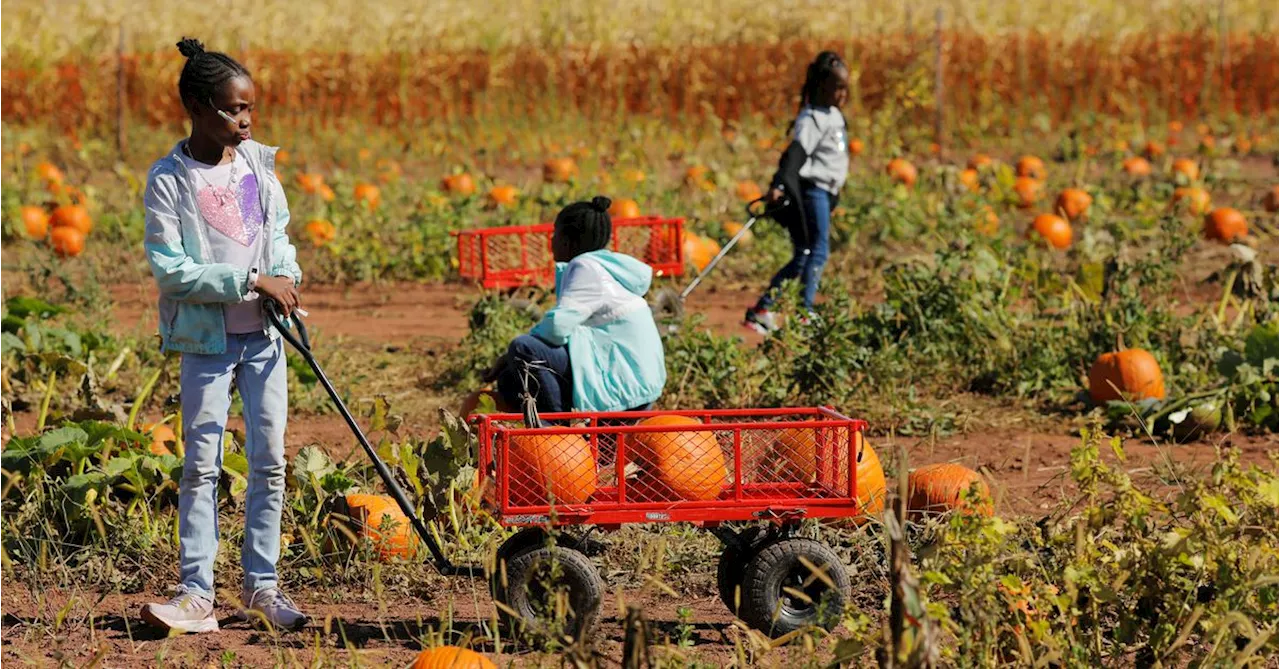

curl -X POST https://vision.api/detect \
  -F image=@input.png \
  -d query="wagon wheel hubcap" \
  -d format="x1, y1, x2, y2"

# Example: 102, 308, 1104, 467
778, 564, 827, 617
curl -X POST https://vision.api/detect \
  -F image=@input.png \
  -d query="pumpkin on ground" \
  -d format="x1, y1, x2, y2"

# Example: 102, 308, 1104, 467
543, 158, 578, 183
508, 433, 598, 505
305, 219, 337, 246
139, 422, 177, 456
441, 173, 477, 196
317, 184, 336, 202
336, 494, 418, 560
1015, 155, 1046, 180
967, 154, 994, 171
1170, 158, 1199, 182
907, 463, 993, 519
412, 647, 496, 669
974, 207, 1000, 236
1088, 339, 1166, 404
887, 159, 918, 187
1172, 187, 1212, 216
848, 138, 865, 156
1203, 207, 1248, 243
682, 232, 719, 272
353, 182, 381, 210
1142, 140, 1165, 160
296, 172, 325, 194
722, 221, 753, 245
51, 204, 92, 235
20, 206, 49, 239
609, 198, 641, 219
1054, 188, 1092, 221
486, 185, 518, 208
1013, 177, 1042, 208
630, 415, 726, 501
958, 168, 981, 193
735, 181, 763, 202
775, 427, 885, 516
1030, 213, 1072, 249
1122, 156, 1152, 177
35, 161, 65, 185
50, 227, 86, 257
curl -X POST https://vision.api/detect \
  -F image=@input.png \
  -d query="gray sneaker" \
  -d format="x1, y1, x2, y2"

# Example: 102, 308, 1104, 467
238, 587, 308, 631
141, 586, 219, 634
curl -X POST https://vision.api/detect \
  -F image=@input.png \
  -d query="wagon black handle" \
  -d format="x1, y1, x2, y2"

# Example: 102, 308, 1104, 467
745, 195, 790, 219
263, 300, 478, 577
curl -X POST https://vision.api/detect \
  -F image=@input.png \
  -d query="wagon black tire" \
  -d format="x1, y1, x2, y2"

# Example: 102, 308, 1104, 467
716, 544, 752, 614
494, 545, 603, 642
739, 538, 850, 636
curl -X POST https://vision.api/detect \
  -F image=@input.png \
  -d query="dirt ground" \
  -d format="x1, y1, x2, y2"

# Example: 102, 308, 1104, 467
3, 277, 1278, 667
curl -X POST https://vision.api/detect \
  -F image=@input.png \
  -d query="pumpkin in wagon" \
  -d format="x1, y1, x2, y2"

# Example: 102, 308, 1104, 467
508, 433, 598, 505
774, 427, 885, 516
629, 415, 726, 501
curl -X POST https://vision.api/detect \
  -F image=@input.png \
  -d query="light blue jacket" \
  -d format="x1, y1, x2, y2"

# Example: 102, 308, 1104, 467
143, 140, 302, 354
531, 250, 666, 412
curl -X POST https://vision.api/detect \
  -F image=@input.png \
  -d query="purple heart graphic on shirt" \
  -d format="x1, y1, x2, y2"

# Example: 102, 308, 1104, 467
194, 174, 263, 247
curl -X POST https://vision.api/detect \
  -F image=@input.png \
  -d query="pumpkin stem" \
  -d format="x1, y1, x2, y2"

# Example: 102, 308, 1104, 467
1115, 331, 1126, 352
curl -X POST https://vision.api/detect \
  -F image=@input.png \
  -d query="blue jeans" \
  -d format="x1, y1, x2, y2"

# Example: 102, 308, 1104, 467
757, 185, 835, 312
179, 332, 288, 599
497, 334, 573, 413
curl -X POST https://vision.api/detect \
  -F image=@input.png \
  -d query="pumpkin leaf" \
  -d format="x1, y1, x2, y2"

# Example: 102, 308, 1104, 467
1244, 321, 1279, 368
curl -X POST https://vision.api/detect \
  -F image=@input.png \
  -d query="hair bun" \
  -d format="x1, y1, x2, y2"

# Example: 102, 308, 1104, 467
589, 196, 611, 213
176, 37, 206, 59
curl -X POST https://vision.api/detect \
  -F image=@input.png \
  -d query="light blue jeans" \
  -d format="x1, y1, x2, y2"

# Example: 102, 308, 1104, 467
178, 332, 288, 599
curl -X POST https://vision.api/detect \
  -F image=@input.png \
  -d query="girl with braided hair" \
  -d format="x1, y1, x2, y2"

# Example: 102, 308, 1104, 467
745, 50, 850, 333
482, 197, 667, 414
140, 37, 306, 633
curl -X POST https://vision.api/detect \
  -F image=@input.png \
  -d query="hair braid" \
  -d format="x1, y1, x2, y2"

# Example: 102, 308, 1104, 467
175, 37, 251, 109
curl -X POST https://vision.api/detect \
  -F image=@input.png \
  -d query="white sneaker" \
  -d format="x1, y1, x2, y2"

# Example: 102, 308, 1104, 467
238, 587, 308, 632
141, 587, 219, 634
744, 308, 780, 334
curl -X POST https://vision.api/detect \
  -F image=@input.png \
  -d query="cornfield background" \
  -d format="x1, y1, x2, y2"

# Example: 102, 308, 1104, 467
3, 0, 1277, 138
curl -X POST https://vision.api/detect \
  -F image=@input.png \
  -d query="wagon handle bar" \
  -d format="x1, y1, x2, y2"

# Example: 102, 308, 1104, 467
264, 300, 478, 577
679, 196, 789, 300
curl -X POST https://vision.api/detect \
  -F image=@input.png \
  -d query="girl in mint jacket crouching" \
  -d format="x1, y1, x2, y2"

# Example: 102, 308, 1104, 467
484, 196, 666, 414
140, 37, 306, 635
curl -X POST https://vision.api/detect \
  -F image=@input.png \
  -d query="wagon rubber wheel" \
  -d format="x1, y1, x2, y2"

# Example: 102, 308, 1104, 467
739, 538, 850, 636
716, 527, 768, 614
493, 545, 603, 643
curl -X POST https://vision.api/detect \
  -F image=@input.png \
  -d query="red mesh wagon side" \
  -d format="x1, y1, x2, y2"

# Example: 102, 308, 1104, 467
474, 407, 870, 528
453, 216, 685, 289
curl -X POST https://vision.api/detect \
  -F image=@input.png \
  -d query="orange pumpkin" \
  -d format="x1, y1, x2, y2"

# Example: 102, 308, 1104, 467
305, 219, 337, 246
508, 433, 597, 505
735, 180, 762, 202
35, 161, 64, 185
683, 165, 709, 186
958, 168, 980, 193
886, 159, 917, 187
1167, 120, 1184, 134
1203, 207, 1248, 243
1170, 158, 1199, 182
621, 168, 646, 184
1122, 156, 1152, 177
1232, 135, 1252, 155
1030, 213, 1072, 250
609, 198, 641, 219
50, 204, 92, 235
296, 173, 325, 194
274, 148, 291, 166
776, 428, 885, 516
907, 463, 992, 519
1013, 176, 1042, 208
682, 232, 717, 272
722, 221, 753, 245
630, 415, 726, 501
20, 206, 49, 239
50, 226, 86, 257
543, 157, 578, 183
339, 494, 417, 560
1088, 342, 1166, 404
486, 185, 518, 208
353, 182, 381, 210
974, 206, 1000, 236
318, 184, 336, 202
967, 154, 994, 171
1015, 155, 1046, 181
441, 173, 476, 196
1054, 188, 1092, 221
139, 422, 177, 456
412, 647, 496, 669
1198, 135, 1216, 153
1171, 187, 1212, 216
848, 138, 865, 157
1264, 185, 1279, 213
1142, 140, 1165, 160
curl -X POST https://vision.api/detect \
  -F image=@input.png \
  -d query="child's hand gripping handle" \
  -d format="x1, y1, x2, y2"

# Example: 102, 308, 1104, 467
264, 299, 311, 355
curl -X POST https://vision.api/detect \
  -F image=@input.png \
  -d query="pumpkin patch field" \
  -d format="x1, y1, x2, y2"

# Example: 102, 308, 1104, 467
2, 1, 1279, 666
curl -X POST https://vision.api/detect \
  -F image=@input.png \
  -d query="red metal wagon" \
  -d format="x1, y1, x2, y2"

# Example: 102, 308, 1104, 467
452, 216, 685, 289
475, 407, 870, 638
